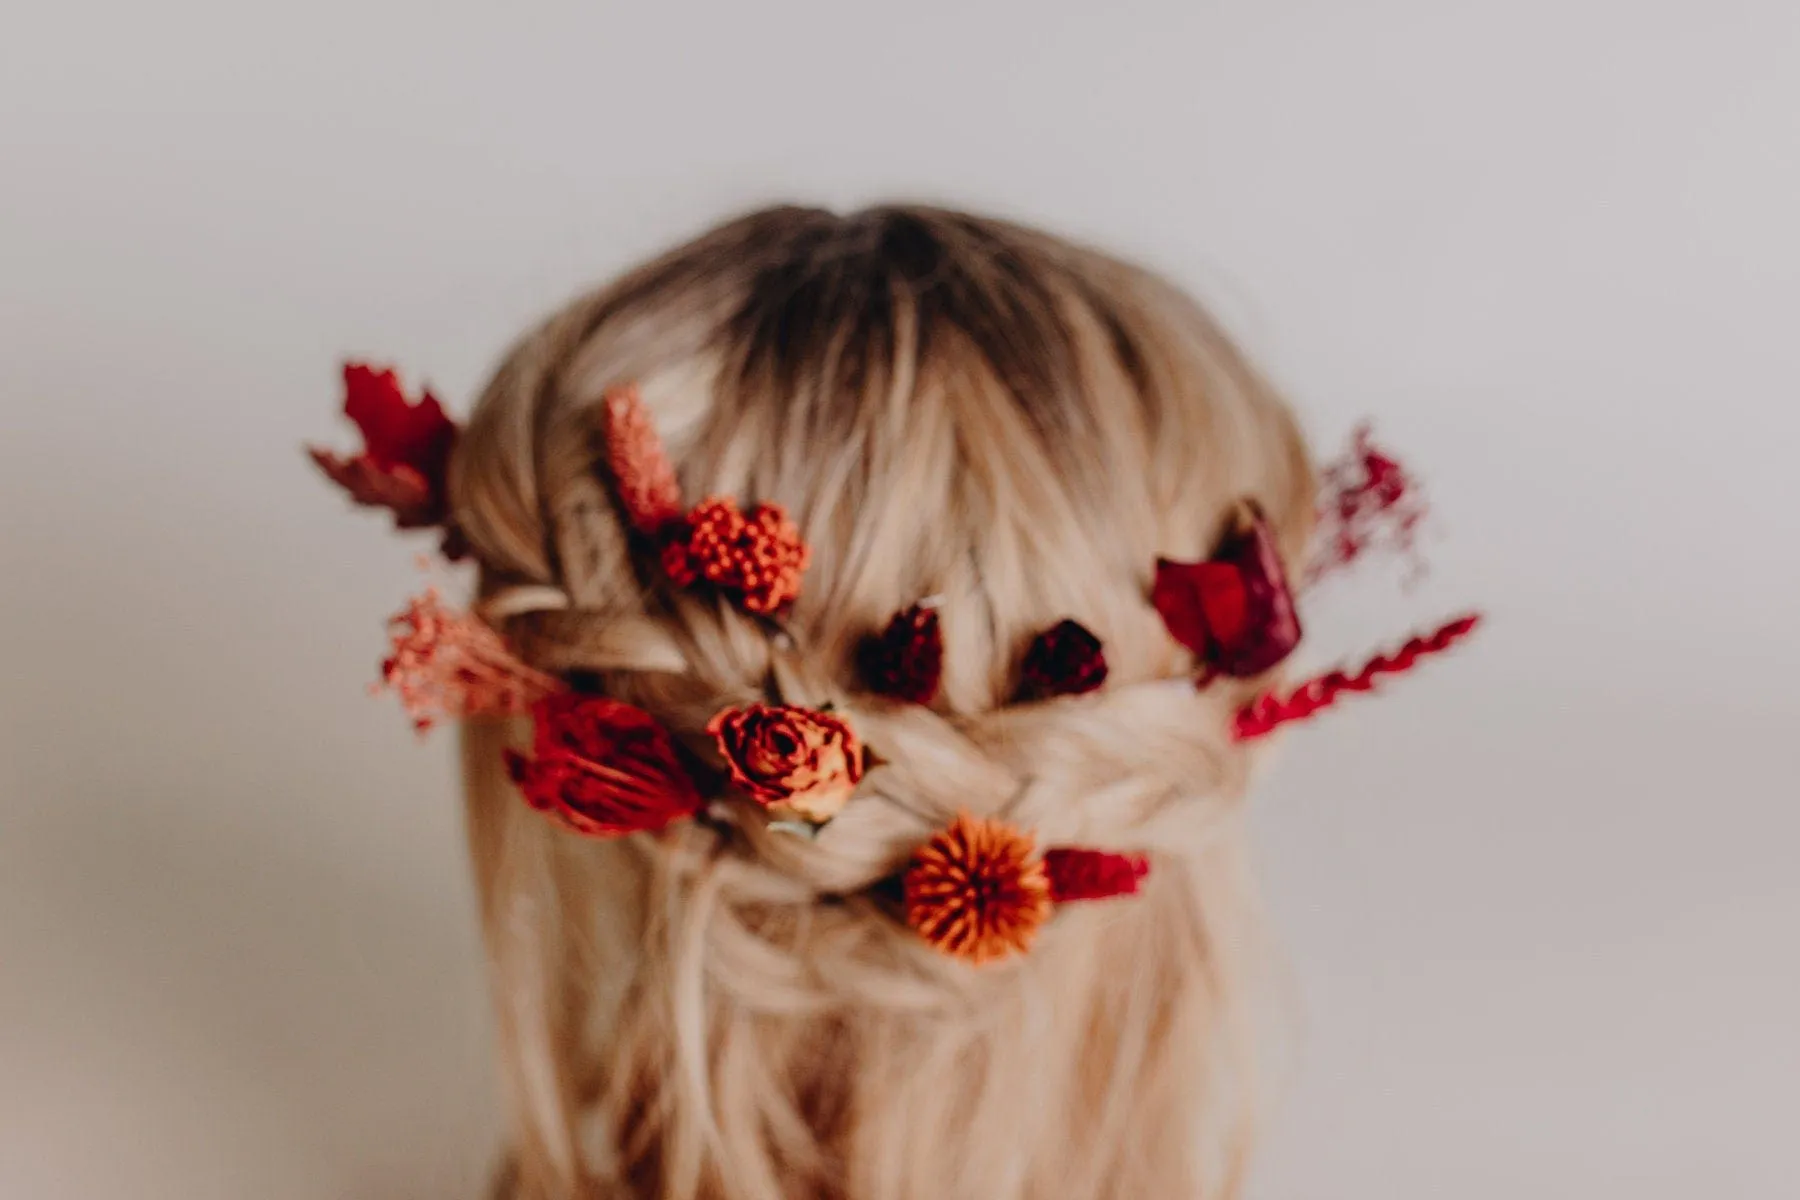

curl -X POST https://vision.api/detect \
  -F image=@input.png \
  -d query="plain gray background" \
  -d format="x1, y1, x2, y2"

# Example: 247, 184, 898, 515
3, 2, 1796, 1197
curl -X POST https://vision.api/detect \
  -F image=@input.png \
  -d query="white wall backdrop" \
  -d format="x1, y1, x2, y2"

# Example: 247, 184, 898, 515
3, 2, 1796, 1197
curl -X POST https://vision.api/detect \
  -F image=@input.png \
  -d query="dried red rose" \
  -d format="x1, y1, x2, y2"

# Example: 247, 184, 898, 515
662, 497, 810, 615
904, 813, 1053, 964
309, 363, 459, 530
1043, 848, 1151, 903
707, 703, 865, 823
1018, 619, 1108, 699
859, 604, 944, 704
504, 693, 703, 838
1152, 507, 1301, 678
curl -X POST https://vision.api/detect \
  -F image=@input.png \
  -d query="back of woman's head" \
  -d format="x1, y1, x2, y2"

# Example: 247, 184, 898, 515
451, 204, 1315, 1200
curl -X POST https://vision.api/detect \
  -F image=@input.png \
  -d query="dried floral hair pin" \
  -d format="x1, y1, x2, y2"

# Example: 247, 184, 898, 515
902, 812, 1149, 964
314, 360, 1482, 967
603, 385, 809, 616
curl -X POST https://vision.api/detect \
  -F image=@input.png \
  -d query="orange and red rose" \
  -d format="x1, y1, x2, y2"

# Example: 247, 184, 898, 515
707, 702, 865, 823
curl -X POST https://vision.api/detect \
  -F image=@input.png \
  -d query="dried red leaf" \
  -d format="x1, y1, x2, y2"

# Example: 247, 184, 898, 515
310, 363, 459, 529
506, 693, 703, 837
1153, 508, 1301, 678
1043, 848, 1151, 902
859, 604, 944, 704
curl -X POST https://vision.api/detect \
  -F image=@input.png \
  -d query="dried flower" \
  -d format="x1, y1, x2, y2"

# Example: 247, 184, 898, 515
859, 604, 944, 704
1152, 507, 1302, 679
376, 589, 558, 732
1233, 612, 1482, 740
1043, 848, 1151, 902
904, 813, 1053, 964
309, 363, 459, 530
1307, 423, 1428, 584
708, 703, 865, 823
1018, 619, 1108, 699
663, 497, 810, 615
602, 384, 685, 536
505, 693, 703, 837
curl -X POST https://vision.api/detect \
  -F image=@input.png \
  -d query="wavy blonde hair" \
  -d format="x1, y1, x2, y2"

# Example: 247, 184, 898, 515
450, 205, 1315, 1200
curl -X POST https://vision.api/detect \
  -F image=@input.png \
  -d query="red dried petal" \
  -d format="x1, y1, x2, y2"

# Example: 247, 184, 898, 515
1043, 848, 1151, 902
859, 605, 943, 704
1153, 510, 1301, 678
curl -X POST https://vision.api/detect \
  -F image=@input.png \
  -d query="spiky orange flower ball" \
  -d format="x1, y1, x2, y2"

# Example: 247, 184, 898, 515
903, 812, 1053, 964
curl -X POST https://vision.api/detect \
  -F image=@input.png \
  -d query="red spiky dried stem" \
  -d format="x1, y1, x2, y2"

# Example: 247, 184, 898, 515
1231, 613, 1482, 740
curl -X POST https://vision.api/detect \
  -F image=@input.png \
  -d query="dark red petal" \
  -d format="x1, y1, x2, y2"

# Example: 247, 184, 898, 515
1044, 848, 1151, 903
1152, 510, 1301, 678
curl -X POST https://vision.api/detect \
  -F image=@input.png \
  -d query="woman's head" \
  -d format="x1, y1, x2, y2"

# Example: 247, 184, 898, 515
451, 205, 1314, 1199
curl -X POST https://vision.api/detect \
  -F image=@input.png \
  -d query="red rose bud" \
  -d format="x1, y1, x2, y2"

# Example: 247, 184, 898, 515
506, 694, 703, 838
859, 604, 944, 704
1018, 619, 1108, 699
708, 703, 865, 824
1152, 508, 1301, 678
309, 362, 459, 530
1043, 848, 1151, 903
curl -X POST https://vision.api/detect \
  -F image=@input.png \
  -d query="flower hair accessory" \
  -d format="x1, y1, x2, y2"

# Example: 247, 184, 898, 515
859, 604, 944, 705
1308, 422, 1428, 584
709, 703, 866, 824
1152, 504, 1302, 679
314, 361, 1483, 964
1232, 613, 1482, 739
601, 384, 811, 616
903, 813, 1149, 964
378, 589, 558, 733
1018, 619, 1109, 700
662, 498, 810, 616
310, 364, 462, 552
506, 693, 704, 836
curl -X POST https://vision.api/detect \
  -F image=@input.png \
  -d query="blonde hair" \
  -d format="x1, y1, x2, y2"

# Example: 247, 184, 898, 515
451, 205, 1315, 1200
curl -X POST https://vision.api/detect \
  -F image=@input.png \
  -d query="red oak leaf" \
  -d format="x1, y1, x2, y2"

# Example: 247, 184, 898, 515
309, 363, 459, 529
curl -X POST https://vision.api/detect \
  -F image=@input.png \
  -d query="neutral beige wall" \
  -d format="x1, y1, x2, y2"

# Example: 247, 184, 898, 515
3, 2, 1796, 1197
